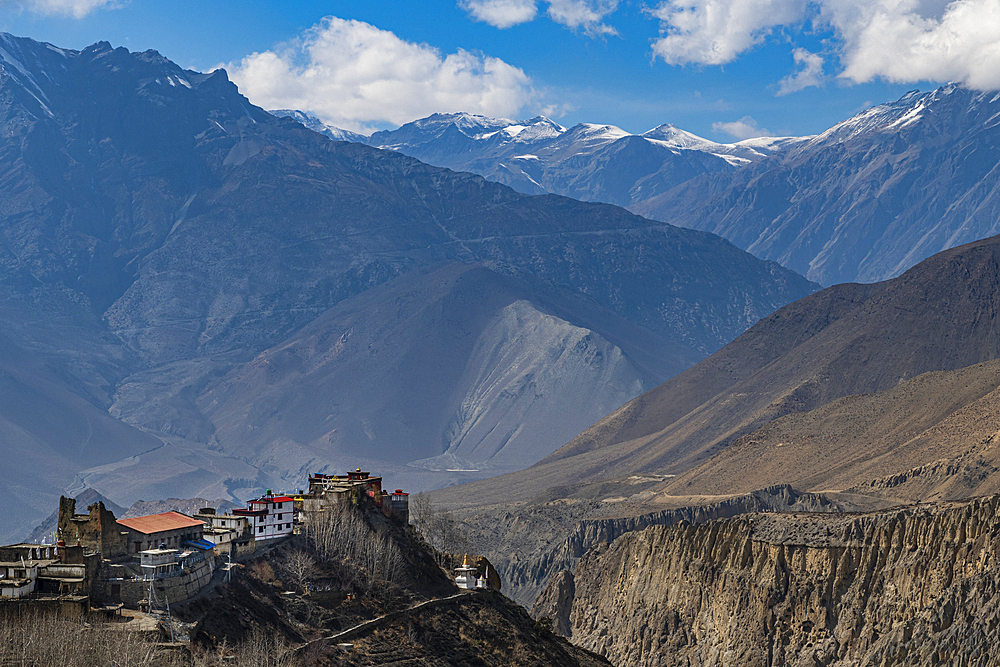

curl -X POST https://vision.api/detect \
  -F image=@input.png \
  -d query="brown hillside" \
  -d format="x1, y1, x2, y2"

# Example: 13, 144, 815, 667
667, 359, 1000, 502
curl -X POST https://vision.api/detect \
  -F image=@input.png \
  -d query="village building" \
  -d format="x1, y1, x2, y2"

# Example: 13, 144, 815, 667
0, 542, 99, 600
138, 541, 214, 579
309, 469, 384, 505
389, 489, 410, 524
0, 561, 38, 598
233, 491, 294, 541
139, 549, 180, 579
117, 511, 206, 555
303, 469, 409, 524
193, 508, 255, 555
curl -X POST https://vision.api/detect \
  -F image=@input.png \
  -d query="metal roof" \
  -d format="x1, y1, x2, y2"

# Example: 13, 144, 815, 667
183, 539, 216, 551
117, 511, 205, 535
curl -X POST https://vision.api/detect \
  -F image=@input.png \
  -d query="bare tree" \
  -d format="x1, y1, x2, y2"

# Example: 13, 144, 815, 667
411, 492, 434, 532
302, 505, 404, 594
280, 549, 317, 594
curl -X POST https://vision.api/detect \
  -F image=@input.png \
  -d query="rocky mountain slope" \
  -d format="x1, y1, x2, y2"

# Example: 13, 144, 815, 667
539, 496, 1000, 666
639, 85, 1000, 285
0, 33, 816, 540
365, 113, 740, 207
435, 233, 1000, 511
196, 262, 698, 481
282, 85, 1000, 289
430, 234, 1000, 609
459, 484, 859, 607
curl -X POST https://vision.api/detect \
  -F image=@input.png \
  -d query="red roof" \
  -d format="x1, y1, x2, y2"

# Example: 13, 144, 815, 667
251, 495, 292, 504
117, 511, 205, 535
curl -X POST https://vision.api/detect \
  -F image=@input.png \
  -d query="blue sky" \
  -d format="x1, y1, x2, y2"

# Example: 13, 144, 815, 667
1, 0, 996, 140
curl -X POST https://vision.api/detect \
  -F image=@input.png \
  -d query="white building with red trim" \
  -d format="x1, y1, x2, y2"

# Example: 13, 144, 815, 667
233, 491, 294, 541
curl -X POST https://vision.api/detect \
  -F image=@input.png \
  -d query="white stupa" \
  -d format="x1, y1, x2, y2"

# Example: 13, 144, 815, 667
455, 554, 478, 590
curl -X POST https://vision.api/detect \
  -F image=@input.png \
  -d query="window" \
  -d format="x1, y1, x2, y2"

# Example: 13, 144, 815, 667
277, 514, 282, 520
258, 527, 263, 533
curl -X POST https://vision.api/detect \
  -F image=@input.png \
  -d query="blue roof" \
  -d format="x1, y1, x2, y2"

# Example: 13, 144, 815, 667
183, 539, 215, 551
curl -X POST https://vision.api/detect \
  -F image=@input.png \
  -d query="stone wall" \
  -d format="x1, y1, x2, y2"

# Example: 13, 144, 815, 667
95, 557, 215, 607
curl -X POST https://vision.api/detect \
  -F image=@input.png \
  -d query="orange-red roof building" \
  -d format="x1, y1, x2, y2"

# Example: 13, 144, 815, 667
117, 511, 206, 554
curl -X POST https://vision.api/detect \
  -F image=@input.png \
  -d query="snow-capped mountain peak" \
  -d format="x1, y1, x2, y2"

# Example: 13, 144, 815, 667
808, 84, 983, 148
269, 109, 368, 143
642, 122, 810, 165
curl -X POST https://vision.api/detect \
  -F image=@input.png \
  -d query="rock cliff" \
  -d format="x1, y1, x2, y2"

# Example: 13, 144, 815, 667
542, 496, 1000, 666
463, 485, 849, 607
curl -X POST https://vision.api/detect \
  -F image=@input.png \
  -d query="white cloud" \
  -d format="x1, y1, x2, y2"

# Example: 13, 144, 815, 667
827, 0, 1000, 89
227, 17, 534, 134
649, 0, 807, 65
3, 0, 117, 18
459, 0, 620, 35
547, 0, 620, 35
460, 0, 538, 28
712, 115, 773, 139
649, 0, 1000, 91
776, 48, 825, 95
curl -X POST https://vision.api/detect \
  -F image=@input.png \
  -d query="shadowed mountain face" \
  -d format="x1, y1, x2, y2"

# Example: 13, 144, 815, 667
432, 234, 1000, 509
636, 85, 1000, 285
198, 263, 700, 480
0, 34, 817, 539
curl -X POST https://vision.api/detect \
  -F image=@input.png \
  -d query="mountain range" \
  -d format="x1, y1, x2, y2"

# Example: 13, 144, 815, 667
0, 33, 815, 541
643, 85, 1000, 285
274, 109, 806, 210
287, 84, 1000, 286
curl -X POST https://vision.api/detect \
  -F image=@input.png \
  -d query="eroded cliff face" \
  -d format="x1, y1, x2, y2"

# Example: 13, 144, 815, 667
543, 497, 1000, 667
466, 485, 848, 607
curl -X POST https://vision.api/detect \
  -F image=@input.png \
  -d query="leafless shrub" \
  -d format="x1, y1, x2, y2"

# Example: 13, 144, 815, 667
231, 628, 297, 667
0, 611, 159, 667
411, 492, 434, 531
248, 560, 276, 584
189, 628, 298, 667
